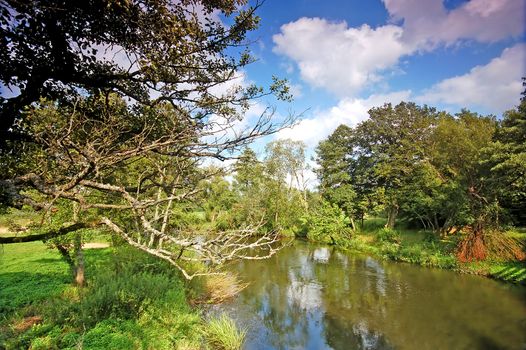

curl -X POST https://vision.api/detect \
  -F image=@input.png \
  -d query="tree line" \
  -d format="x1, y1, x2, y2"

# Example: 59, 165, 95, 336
315, 92, 526, 261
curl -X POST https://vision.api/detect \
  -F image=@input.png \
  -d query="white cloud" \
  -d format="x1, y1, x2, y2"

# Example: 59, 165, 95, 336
277, 90, 411, 148
384, 0, 525, 48
273, 18, 410, 97
289, 83, 303, 99
417, 44, 526, 113
272, 1, 525, 97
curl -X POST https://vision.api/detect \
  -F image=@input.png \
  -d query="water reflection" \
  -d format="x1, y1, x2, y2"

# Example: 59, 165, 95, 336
219, 241, 526, 350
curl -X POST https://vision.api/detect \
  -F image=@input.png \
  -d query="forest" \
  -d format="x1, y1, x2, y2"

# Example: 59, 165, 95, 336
0, 0, 525, 349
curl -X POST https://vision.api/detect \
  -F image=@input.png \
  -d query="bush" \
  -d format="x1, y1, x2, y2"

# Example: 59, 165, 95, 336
82, 319, 144, 350
301, 201, 352, 246
395, 245, 457, 269
376, 228, 401, 244
71, 247, 189, 326
27, 247, 203, 350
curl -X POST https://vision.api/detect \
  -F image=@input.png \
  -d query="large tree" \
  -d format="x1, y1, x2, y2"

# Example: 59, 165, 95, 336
0, 0, 294, 280
482, 89, 526, 226
353, 102, 438, 228
0, 0, 289, 144
315, 124, 361, 229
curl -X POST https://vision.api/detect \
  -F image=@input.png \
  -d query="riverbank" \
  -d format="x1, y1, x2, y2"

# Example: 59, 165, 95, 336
335, 226, 526, 285
0, 241, 245, 349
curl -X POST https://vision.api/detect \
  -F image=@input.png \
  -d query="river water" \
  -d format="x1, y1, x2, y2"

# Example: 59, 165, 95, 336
216, 241, 526, 350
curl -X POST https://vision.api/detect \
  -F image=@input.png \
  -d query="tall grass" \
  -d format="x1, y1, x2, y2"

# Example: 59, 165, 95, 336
205, 314, 246, 350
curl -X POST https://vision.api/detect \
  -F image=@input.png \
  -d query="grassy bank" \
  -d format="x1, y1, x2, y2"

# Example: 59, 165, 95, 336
0, 241, 245, 349
334, 219, 526, 285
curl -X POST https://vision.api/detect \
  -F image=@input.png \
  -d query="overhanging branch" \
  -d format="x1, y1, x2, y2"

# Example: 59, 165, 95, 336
0, 222, 94, 244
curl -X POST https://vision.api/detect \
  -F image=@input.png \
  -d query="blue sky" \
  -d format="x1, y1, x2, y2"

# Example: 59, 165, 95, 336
1, 0, 524, 170
236, 0, 525, 152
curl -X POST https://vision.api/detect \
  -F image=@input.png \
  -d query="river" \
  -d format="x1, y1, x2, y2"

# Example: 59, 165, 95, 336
216, 241, 526, 350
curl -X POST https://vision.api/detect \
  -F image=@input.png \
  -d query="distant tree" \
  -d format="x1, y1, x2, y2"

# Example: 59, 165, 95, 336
199, 170, 237, 227
264, 139, 309, 195
479, 82, 526, 226
353, 102, 437, 228
315, 125, 359, 229
430, 110, 497, 232
234, 148, 265, 195
263, 139, 309, 232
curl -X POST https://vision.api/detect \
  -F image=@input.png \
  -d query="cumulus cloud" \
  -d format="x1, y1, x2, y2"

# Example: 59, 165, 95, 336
273, 0, 525, 97
417, 44, 526, 113
384, 0, 525, 48
277, 90, 411, 148
273, 18, 410, 96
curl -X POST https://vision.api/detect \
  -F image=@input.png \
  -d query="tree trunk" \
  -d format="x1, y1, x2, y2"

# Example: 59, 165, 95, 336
361, 213, 364, 229
350, 217, 356, 231
385, 204, 398, 229
74, 250, 85, 287
73, 233, 85, 287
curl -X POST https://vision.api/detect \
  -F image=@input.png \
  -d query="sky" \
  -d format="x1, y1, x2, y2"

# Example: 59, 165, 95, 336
238, 0, 526, 154
2, 0, 525, 183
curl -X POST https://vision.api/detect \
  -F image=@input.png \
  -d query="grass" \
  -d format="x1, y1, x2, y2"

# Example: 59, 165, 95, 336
335, 218, 526, 284
0, 208, 40, 230
0, 242, 72, 315
205, 314, 246, 350
0, 241, 246, 349
0, 209, 247, 348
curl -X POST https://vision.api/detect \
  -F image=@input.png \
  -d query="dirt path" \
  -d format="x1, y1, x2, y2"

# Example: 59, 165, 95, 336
82, 242, 110, 249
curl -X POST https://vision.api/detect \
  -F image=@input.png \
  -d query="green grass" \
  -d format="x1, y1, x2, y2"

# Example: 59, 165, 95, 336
0, 241, 247, 349
461, 260, 526, 284
0, 208, 40, 233
327, 218, 526, 284
205, 314, 246, 350
0, 242, 72, 315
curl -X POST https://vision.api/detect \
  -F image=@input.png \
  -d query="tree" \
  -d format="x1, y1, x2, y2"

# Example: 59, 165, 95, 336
0, 0, 294, 280
315, 124, 361, 230
0, 0, 291, 145
353, 102, 437, 228
482, 90, 526, 226
263, 139, 309, 232
231, 148, 267, 226
199, 170, 237, 228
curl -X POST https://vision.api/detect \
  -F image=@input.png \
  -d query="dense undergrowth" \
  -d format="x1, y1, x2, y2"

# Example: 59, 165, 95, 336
0, 242, 245, 350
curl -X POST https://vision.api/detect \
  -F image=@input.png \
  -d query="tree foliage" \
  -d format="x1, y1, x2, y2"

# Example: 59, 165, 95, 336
0, 0, 291, 144
315, 97, 525, 261
0, 1, 294, 279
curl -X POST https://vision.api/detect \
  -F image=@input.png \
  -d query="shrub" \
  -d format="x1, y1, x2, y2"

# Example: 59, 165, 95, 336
376, 228, 401, 244
82, 319, 144, 350
74, 247, 187, 326
301, 201, 352, 245
379, 241, 400, 259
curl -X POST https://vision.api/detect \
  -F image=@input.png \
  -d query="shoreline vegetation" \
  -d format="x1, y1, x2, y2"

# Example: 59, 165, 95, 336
300, 218, 526, 285
1, 210, 524, 348
0, 240, 246, 350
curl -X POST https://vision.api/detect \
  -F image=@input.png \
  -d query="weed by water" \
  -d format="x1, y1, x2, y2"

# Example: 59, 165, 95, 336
205, 313, 246, 350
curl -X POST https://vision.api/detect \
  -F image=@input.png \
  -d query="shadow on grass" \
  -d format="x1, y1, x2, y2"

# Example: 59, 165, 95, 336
0, 247, 113, 318
31, 257, 63, 264
491, 263, 526, 284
